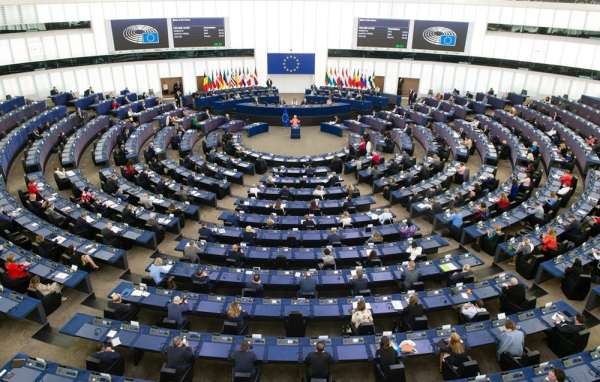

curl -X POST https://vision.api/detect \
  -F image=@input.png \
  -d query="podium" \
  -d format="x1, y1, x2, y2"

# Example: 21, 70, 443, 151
291, 124, 301, 139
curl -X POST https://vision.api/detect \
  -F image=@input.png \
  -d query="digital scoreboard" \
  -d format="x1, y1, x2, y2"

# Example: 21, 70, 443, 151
171, 18, 226, 48
356, 18, 410, 49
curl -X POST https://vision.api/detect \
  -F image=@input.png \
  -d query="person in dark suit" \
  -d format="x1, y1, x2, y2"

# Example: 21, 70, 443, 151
562, 214, 582, 237
500, 277, 526, 312
245, 274, 264, 297
167, 296, 189, 327
547, 313, 586, 341
564, 258, 583, 285
50, 86, 59, 96
166, 336, 194, 379
91, 342, 122, 368
226, 300, 249, 331
327, 227, 342, 245
108, 293, 140, 321
448, 264, 473, 286
75, 211, 93, 234
330, 156, 343, 175
105, 174, 119, 194
302, 214, 316, 230
266, 78, 273, 89
147, 212, 162, 232
297, 271, 318, 297
198, 221, 216, 242
121, 204, 137, 226
401, 294, 424, 330
226, 211, 240, 227
349, 269, 369, 296
233, 340, 259, 379
228, 244, 245, 267
305, 341, 333, 380
101, 222, 121, 244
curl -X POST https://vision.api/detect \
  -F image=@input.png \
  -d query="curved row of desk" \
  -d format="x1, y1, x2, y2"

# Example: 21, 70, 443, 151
521, 104, 600, 174
113, 272, 516, 320
24, 112, 82, 173
90, 93, 137, 116
453, 119, 499, 165
0, 353, 152, 382
0, 100, 45, 135
93, 120, 130, 166
112, 97, 157, 120
231, 196, 376, 216
66, 169, 183, 234
127, 163, 221, 205
234, 103, 352, 127
61, 115, 110, 168
432, 122, 469, 162
474, 115, 529, 166
96, 168, 201, 219
60, 302, 575, 364
443, 92, 489, 115
27, 172, 159, 250
175, 236, 452, 268
555, 95, 600, 127
494, 109, 563, 171
125, 123, 154, 162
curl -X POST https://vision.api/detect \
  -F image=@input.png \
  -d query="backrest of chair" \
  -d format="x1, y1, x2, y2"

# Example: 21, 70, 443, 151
473, 311, 490, 322
457, 358, 479, 378
388, 363, 406, 382
222, 321, 240, 335
233, 372, 252, 382
26, 287, 42, 300
572, 329, 590, 351
413, 316, 428, 330
358, 321, 375, 335
287, 311, 304, 325
242, 288, 257, 297
159, 363, 178, 382
85, 356, 102, 372
192, 281, 210, 294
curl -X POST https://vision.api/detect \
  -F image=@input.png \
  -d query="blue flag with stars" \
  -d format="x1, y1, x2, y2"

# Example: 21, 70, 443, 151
267, 53, 316, 74
282, 107, 289, 127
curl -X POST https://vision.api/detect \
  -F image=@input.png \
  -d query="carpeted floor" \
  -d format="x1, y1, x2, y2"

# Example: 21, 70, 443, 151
0, 94, 597, 382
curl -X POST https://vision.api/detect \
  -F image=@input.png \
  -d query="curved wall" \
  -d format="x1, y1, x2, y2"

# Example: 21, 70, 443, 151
0, 0, 598, 97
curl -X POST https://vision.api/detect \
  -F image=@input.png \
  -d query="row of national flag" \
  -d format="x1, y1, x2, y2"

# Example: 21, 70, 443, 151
325, 67, 376, 89
202, 68, 258, 91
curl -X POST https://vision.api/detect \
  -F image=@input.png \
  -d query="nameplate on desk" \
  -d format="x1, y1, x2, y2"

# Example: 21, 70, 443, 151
406, 331, 427, 340
182, 292, 198, 300
426, 289, 443, 297
292, 299, 310, 305
326, 270, 340, 275
319, 299, 337, 305
494, 276, 509, 284
374, 296, 391, 302
310, 338, 332, 345
458, 253, 472, 259
473, 280, 489, 288
210, 266, 222, 271
438, 258, 451, 264
208, 295, 225, 302
533, 363, 552, 375
501, 371, 524, 381
465, 323, 485, 332
180, 331, 200, 340
120, 323, 139, 332
149, 327, 170, 336
156, 288, 173, 296
591, 348, 600, 359
56, 366, 79, 378
419, 261, 432, 266
277, 338, 298, 345
8, 291, 23, 301
251, 338, 266, 345
374, 267, 388, 272
264, 299, 281, 305
436, 328, 455, 337
277, 270, 292, 276
492, 319, 506, 327
517, 311, 535, 321
541, 305, 557, 314
25, 359, 47, 371
343, 337, 364, 344
562, 355, 583, 367
93, 318, 112, 327
236, 297, 253, 304
211, 335, 233, 343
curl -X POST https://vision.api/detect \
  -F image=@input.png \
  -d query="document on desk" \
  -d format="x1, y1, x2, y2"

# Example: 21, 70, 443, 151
110, 227, 121, 233
158, 218, 171, 224
439, 263, 458, 272
54, 272, 69, 280
130, 290, 143, 297
54, 236, 66, 244
85, 245, 97, 254
416, 203, 431, 209
66, 171, 76, 176
85, 216, 95, 223
391, 300, 404, 310
107, 330, 117, 338
111, 337, 121, 347
142, 291, 150, 297
218, 228, 226, 234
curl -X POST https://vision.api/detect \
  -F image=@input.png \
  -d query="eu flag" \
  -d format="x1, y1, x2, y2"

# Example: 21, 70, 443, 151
267, 53, 316, 74
282, 107, 289, 127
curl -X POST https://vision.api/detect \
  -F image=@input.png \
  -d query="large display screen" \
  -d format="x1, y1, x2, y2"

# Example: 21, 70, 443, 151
110, 18, 170, 51
171, 18, 226, 48
411, 20, 469, 52
356, 18, 410, 49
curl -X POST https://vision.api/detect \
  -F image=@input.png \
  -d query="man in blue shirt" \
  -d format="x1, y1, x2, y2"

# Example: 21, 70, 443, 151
245, 274, 264, 297
297, 272, 318, 297
449, 208, 463, 227
226, 211, 241, 227
496, 319, 524, 361
198, 221, 216, 242
349, 269, 369, 296
167, 296, 189, 327
233, 340, 259, 378
91, 342, 122, 368
327, 227, 343, 245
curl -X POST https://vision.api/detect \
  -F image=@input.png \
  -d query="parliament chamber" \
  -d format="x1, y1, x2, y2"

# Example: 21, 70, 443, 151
1, 1, 600, 382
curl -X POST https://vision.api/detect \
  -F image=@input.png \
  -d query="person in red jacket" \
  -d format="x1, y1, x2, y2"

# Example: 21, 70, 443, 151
27, 179, 40, 200
560, 170, 572, 187
5, 253, 30, 280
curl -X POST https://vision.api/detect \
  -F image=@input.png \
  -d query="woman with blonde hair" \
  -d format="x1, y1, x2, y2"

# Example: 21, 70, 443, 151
541, 227, 558, 255
226, 300, 249, 331
29, 275, 67, 301
366, 230, 383, 244
340, 211, 352, 227
438, 332, 468, 372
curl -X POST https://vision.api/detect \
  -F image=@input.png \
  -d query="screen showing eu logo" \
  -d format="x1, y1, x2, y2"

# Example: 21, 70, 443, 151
111, 19, 169, 51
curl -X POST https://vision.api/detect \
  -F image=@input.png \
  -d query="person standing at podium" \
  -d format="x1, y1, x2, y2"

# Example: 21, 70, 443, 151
266, 78, 273, 89
290, 115, 300, 126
